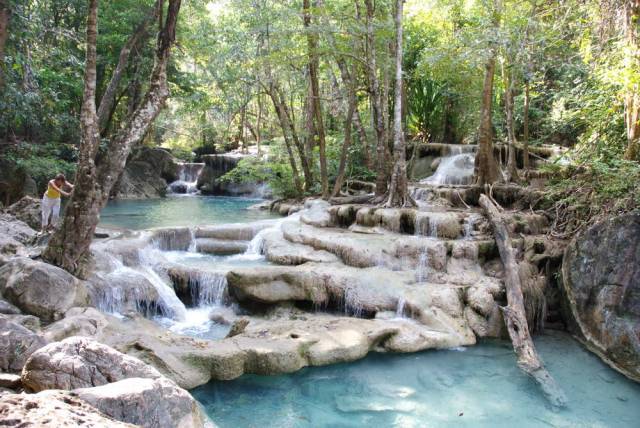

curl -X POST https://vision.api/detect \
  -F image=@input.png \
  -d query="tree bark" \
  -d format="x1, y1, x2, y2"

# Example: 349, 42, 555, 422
97, 0, 160, 135
385, 0, 414, 208
303, 0, 329, 197
624, 0, 640, 161
268, 85, 304, 195
331, 59, 357, 197
475, 23, 500, 185
479, 194, 567, 408
501, 59, 519, 181
364, 0, 388, 196
43, 0, 183, 277
523, 81, 531, 170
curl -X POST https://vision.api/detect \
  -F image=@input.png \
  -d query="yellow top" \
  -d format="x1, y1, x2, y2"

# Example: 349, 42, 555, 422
45, 182, 61, 199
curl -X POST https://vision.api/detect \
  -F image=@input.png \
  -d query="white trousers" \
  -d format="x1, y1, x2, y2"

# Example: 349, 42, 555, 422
41, 195, 61, 229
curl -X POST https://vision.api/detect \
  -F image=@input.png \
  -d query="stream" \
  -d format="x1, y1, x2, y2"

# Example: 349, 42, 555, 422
99, 195, 640, 427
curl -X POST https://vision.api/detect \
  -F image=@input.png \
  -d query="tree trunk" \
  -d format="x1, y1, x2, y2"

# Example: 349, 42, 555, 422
501, 59, 519, 181
268, 85, 304, 195
475, 48, 500, 185
479, 194, 567, 408
385, 0, 414, 208
275, 85, 312, 190
354, 106, 372, 169
331, 59, 357, 197
523, 81, 531, 170
43, 0, 183, 277
364, 0, 388, 197
0, 0, 10, 86
256, 93, 263, 155
97, 0, 160, 135
303, 0, 328, 197
624, 0, 640, 161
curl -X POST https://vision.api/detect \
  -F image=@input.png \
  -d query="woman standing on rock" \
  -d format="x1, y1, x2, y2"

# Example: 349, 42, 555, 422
41, 173, 74, 233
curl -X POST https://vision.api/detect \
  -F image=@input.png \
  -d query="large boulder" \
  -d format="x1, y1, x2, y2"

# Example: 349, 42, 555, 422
0, 258, 88, 321
5, 196, 42, 230
0, 315, 47, 372
0, 390, 135, 427
111, 148, 179, 199
0, 213, 36, 265
21, 336, 162, 392
562, 211, 640, 382
197, 152, 268, 196
73, 377, 206, 428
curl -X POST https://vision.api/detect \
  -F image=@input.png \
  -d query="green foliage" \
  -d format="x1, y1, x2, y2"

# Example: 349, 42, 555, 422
5, 143, 77, 191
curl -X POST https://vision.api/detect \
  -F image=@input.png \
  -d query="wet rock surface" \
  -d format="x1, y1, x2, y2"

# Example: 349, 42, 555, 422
562, 211, 640, 382
111, 148, 179, 199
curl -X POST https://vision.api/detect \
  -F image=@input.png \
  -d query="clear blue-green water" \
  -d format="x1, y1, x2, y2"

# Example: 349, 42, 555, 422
193, 332, 640, 428
100, 196, 276, 230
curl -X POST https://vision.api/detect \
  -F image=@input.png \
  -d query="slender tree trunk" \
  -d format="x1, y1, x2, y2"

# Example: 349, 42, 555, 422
276, 85, 312, 189
364, 0, 388, 196
332, 59, 357, 197
256, 93, 263, 155
523, 81, 530, 170
624, 0, 640, 161
303, 0, 328, 197
354, 106, 372, 169
385, 0, 414, 207
475, 1, 501, 185
0, 0, 10, 86
501, 59, 518, 181
43, 0, 183, 277
268, 85, 303, 195
97, 0, 160, 135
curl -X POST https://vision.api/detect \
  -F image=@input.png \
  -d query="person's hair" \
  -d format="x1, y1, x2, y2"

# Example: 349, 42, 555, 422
54, 173, 66, 183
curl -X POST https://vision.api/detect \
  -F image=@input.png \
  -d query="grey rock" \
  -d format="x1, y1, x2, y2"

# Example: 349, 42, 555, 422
0, 373, 21, 389
5, 196, 42, 230
21, 336, 162, 392
0, 314, 47, 372
562, 211, 640, 382
0, 390, 135, 427
111, 148, 178, 199
74, 377, 206, 428
0, 298, 21, 315
0, 257, 88, 321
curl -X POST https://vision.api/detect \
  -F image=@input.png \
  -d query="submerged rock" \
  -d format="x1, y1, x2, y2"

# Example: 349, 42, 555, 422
21, 336, 162, 392
0, 257, 88, 321
562, 211, 640, 382
73, 377, 206, 428
0, 315, 47, 372
0, 390, 135, 427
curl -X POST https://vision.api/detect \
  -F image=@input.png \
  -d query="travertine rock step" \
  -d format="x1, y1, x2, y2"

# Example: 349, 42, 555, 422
195, 238, 248, 255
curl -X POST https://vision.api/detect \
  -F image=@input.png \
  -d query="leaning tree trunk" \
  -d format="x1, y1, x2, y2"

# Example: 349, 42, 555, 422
479, 194, 567, 408
43, 0, 183, 277
97, 0, 160, 135
385, 0, 414, 208
624, 0, 640, 161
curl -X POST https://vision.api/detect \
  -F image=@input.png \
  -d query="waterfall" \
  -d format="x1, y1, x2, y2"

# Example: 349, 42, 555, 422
168, 162, 205, 194
137, 246, 188, 320
422, 153, 476, 186
463, 215, 478, 240
190, 272, 228, 307
344, 288, 364, 318
395, 298, 406, 318
415, 251, 430, 282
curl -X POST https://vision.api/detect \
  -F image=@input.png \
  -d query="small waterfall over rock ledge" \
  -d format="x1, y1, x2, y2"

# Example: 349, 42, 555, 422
168, 162, 205, 194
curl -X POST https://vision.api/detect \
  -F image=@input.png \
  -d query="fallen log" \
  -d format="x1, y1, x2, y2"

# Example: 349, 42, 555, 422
479, 194, 567, 408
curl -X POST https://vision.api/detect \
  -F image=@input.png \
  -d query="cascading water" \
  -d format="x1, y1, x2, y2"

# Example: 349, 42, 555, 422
415, 251, 430, 282
423, 153, 476, 186
168, 162, 205, 194
463, 214, 479, 240
395, 298, 406, 318
190, 272, 228, 306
